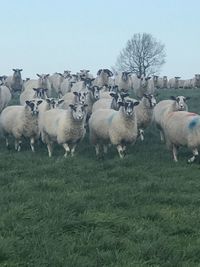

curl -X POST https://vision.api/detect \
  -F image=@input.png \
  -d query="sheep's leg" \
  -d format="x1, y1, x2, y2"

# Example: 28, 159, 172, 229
70, 144, 77, 157
172, 145, 178, 162
30, 137, 35, 152
95, 144, 100, 156
63, 143, 70, 158
47, 143, 53, 157
117, 145, 125, 159
15, 139, 22, 152
188, 148, 199, 163
5, 137, 9, 148
160, 130, 165, 142
139, 129, 144, 141
103, 145, 108, 154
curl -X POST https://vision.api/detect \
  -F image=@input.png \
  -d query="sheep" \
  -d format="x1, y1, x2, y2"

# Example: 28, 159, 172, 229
157, 76, 168, 89
93, 69, 113, 87
89, 99, 139, 158
162, 111, 200, 163
168, 77, 181, 89
60, 90, 88, 109
92, 91, 129, 113
79, 69, 94, 79
153, 95, 189, 142
114, 71, 132, 92
5, 69, 24, 93
0, 99, 43, 152
135, 93, 157, 141
0, 76, 8, 85
131, 75, 154, 98
49, 73, 65, 97
23, 74, 52, 97
183, 79, 192, 89
71, 77, 95, 93
0, 85, 12, 112
40, 103, 88, 157
191, 74, 200, 88
20, 87, 48, 105
60, 75, 78, 96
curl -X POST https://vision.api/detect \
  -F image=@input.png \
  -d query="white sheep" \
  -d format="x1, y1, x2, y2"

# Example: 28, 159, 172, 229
93, 69, 113, 87
0, 85, 12, 112
49, 73, 65, 97
153, 96, 189, 142
41, 103, 88, 157
20, 88, 48, 105
92, 91, 129, 113
163, 111, 200, 163
168, 77, 181, 89
135, 93, 157, 141
89, 99, 139, 158
23, 74, 52, 97
131, 75, 154, 98
0, 99, 43, 152
114, 71, 132, 92
5, 69, 24, 93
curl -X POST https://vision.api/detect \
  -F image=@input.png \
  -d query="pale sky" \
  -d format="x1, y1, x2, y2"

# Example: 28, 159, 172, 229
1, 0, 200, 79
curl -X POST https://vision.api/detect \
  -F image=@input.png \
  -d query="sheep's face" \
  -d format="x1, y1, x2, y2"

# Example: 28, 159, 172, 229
25, 99, 43, 115
33, 88, 48, 99
140, 76, 151, 88
171, 95, 189, 111
12, 69, 22, 79
123, 100, 139, 116
73, 91, 88, 105
143, 94, 157, 108
90, 86, 101, 100
46, 98, 64, 109
69, 104, 88, 121
37, 74, 50, 87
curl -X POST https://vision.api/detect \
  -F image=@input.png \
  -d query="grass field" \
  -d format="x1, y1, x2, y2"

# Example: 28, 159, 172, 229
1, 89, 200, 267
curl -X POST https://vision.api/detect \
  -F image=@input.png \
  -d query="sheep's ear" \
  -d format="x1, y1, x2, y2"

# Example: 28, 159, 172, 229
73, 92, 79, 96
19, 69, 23, 72
170, 96, 176, 100
58, 99, 64, 104
25, 100, 31, 106
33, 88, 38, 91
83, 104, 88, 108
36, 74, 41, 78
69, 104, 76, 110
97, 69, 102, 75
110, 92, 117, 97
121, 92, 129, 98
134, 101, 140, 106
37, 100, 43, 105
46, 98, 51, 103
12, 69, 16, 72
45, 74, 50, 78
143, 93, 149, 98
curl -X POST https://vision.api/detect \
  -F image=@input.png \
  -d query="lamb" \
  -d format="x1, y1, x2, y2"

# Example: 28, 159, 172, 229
20, 87, 48, 105
89, 99, 139, 158
162, 111, 200, 163
93, 69, 113, 87
92, 91, 129, 113
0, 85, 12, 112
153, 96, 189, 142
40, 103, 88, 157
114, 71, 132, 92
0, 99, 43, 152
23, 74, 52, 97
135, 93, 157, 141
5, 69, 24, 93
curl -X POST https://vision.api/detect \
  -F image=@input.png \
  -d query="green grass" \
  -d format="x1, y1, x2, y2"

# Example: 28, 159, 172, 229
1, 89, 200, 266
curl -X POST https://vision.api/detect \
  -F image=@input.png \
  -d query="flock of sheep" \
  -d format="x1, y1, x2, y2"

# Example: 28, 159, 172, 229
0, 68, 199, 163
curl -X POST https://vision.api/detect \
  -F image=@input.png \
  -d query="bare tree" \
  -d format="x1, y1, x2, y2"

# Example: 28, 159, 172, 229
114, 33, 166, 77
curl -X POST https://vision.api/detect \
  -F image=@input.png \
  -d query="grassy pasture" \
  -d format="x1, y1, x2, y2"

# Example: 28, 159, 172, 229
1, 89, 200, 266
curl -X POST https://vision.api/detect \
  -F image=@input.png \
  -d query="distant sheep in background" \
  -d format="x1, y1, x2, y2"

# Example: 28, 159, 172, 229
5, 69, 24, 93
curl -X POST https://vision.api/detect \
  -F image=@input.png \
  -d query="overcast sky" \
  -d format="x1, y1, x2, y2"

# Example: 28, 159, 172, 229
1, 0, 200, 79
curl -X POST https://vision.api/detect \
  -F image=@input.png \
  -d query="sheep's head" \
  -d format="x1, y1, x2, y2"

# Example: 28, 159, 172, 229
88, 85, 101, 101
122, 99, 139, 116
25, 99, 43, 115
69, 103, 88, 121
170, 95, 190, 111
46, 98, 64, 109
143, 93, 157, 108
73, 91, 88, 105
33, 88, 48, 99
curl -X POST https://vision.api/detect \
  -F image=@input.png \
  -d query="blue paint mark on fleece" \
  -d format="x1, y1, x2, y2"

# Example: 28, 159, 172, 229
107, 112, 116, 125
188, 117, 199, 129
